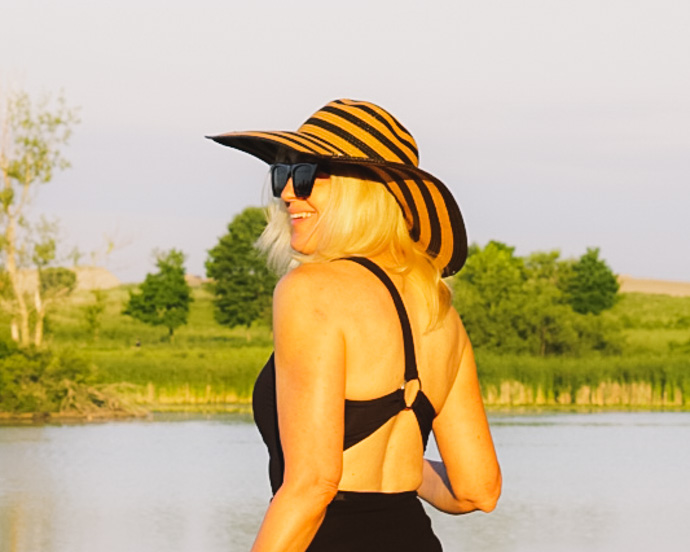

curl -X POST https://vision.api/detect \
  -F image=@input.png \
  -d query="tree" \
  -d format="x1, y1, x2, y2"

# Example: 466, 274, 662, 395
31, 217, 77, 346
123, 249, 192, 341
522, 252, 580, 356
206, 207, 277, 337
34, 266, 77, 345
0, 88, 79, 346
453, 242, 621, 356
562, 247, 619, 315
453, 241, 531, 352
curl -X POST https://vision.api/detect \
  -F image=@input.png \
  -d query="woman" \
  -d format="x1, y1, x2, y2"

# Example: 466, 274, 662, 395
209, 99, 501, 551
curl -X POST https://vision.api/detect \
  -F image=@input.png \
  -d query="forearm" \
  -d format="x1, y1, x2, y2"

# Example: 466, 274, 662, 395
418, 459, 497, 514
251, 483, 336, 552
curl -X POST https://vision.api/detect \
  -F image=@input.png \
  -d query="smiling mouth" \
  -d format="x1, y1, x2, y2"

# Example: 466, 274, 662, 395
290, 212, 314, 220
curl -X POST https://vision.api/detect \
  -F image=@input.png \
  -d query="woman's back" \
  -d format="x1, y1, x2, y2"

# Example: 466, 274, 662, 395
310, 259, 464, 492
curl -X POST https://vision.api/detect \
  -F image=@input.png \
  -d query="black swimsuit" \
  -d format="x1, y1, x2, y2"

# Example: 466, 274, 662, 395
252, 257, 443, 551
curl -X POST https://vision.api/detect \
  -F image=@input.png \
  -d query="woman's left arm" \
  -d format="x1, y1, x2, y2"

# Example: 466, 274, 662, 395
251, 266, 345, 552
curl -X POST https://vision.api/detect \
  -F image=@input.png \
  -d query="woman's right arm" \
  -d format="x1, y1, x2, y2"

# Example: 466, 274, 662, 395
418, 323, 502, 514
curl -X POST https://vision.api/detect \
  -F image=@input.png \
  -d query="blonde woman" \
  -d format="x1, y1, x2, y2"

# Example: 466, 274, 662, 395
209, 99, 501, 552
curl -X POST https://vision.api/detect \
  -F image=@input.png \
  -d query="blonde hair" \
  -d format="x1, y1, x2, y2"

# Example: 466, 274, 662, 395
256, 169, 451, 329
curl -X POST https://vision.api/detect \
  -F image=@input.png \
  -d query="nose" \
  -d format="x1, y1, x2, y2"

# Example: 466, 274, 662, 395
280, 178, 296, 202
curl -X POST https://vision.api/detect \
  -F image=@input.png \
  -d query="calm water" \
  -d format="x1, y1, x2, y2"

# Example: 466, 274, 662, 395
1, 411, 689, 552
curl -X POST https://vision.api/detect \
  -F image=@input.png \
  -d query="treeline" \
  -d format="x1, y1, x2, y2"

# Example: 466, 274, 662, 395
1, 84, 687, 415
199, 210, 628, 359
453, 242, 621, 356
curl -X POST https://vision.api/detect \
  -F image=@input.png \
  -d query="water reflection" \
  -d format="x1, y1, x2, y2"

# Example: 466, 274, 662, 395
1, 412, 689, 552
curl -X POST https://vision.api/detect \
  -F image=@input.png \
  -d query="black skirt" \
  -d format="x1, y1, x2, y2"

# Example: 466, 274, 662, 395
307, 491, 443, 552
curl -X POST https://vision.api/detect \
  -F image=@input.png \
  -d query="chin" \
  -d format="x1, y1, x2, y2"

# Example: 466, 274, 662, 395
290, 236, 318, 255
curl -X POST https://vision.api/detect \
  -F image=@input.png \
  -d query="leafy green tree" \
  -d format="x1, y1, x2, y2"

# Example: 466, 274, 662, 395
562, 247, 619, 315
454, 243, 622, 356
206, 207, 277, 337
0, 89, 79, 346
123, 249, 192, 341
453, 241, 531, 352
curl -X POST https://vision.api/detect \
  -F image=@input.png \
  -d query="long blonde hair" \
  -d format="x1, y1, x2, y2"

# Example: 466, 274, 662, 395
256, 168, 451, 329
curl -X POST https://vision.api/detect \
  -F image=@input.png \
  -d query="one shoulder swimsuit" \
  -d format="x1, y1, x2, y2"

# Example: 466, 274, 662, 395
252, 257, 443, 551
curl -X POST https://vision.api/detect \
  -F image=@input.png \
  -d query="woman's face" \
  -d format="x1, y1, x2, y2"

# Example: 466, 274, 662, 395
281, 172, 331, 254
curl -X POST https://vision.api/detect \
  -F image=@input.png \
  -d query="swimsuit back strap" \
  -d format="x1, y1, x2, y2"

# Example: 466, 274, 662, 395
340, 257, 418, 382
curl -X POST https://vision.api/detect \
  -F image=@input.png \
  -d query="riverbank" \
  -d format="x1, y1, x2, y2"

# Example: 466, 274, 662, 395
2, 285, 689, 420
2, 379, 688, 423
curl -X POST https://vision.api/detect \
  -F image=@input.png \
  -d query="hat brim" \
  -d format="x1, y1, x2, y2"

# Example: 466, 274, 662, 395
208, 131, 467, 277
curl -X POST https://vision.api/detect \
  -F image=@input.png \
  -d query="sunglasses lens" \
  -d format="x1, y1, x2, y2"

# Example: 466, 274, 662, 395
292, 164, 318, 198
271, 165, 290, 197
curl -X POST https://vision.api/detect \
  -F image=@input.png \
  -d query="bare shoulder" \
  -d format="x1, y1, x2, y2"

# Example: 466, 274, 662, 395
276, 263, 331, 298
275, 262, 357, 302
273, 262, 367, 327
276, 262, 371, 301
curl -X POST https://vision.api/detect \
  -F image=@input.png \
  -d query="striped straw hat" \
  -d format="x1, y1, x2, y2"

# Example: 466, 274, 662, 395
208, 99, 467, 276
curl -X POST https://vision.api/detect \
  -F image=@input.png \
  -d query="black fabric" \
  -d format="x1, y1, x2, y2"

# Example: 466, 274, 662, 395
341, 256, 436, 450
307, 491, 443, 551
252, 257, 436, 494
252, 353, 284, 495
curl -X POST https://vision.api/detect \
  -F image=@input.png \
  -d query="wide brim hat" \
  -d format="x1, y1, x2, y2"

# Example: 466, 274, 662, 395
208, 99, 467, 277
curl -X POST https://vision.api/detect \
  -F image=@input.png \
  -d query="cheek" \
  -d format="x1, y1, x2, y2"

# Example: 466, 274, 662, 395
307, 177, 332, 211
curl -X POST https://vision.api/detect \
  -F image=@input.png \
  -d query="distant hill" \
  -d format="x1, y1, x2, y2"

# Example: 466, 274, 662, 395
74, 267, 122, 290
618, 275, 690, 297
15, 267, 121, 293
184, 274, 211, 287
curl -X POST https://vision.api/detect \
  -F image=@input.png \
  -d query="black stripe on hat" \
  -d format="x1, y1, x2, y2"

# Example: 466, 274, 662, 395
390, 168, 441, 257
321, 105, 416, 166
343, 102, 418, 162
428, 173, 467, 276
298, 131, 348, 156
374, 167, 421, 242
228, 137, 278, 164
303, 117, 384, 161
260, 131, 323, 155
410, 172, 442, 258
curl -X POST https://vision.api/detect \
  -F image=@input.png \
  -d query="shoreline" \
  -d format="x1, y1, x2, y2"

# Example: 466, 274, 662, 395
2, 401, 688, 426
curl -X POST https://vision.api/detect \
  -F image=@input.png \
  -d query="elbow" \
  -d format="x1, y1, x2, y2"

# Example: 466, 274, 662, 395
451, 470, 501, 515
474, 470, 502, 513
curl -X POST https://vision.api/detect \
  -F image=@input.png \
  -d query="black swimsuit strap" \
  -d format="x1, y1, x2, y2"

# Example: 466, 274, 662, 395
339, 257, 418, 382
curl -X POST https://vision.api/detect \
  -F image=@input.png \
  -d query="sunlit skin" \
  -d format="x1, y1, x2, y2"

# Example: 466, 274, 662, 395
251, 174, 501, 551
280, 173, 331, 254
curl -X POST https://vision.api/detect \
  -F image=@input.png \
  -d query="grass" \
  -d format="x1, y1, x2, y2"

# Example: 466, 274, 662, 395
475, 351, 690, 406
0, 285, 273, 411
2, 285, 690, 411
612, 292, 690, 331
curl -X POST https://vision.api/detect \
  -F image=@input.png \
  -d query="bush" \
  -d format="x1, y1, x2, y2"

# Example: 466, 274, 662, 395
0, 347, 97, 413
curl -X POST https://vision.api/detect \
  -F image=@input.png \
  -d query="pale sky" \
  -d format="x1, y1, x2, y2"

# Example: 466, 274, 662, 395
2, 0, 688, 282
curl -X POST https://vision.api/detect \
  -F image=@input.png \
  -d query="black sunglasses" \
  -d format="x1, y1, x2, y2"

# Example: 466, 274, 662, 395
270, 163, 321, 199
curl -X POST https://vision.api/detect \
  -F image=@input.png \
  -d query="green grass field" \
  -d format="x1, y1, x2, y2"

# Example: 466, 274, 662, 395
3, 285, 690, 411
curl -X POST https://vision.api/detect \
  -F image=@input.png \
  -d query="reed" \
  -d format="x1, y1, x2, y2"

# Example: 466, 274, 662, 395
476, 351, 690, 407
89, 345, 272, 404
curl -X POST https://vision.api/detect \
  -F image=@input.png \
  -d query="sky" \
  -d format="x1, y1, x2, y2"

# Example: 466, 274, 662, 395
1, 0, 688, 283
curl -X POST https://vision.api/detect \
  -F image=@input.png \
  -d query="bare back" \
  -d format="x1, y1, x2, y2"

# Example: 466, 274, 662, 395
327, 260, 465, 492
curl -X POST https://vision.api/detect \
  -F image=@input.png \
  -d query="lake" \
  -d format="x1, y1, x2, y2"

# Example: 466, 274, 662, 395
1, 411, 689, 551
